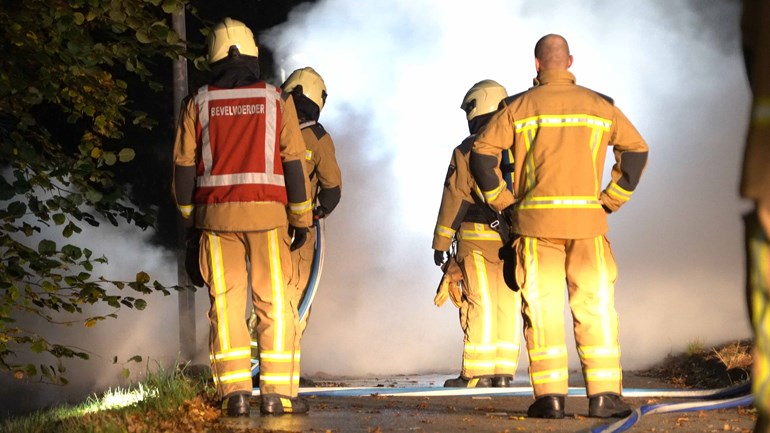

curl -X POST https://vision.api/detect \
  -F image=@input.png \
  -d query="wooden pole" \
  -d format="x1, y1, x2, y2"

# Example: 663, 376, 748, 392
171, 7, 196, 362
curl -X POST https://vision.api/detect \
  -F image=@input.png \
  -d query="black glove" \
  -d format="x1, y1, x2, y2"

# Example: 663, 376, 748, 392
434, 250, 448, 267
289, 226, 309, 251
184, 228, 205, 287
313, 206, 328, 221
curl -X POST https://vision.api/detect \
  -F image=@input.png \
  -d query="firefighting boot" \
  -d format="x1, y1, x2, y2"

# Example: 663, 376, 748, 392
260, 394, 309, 415
527, 395, 566, 419
223, 392, 251, 417
443, 375, 493, 388
491, 375, 513, 387
588, 393, 632, 418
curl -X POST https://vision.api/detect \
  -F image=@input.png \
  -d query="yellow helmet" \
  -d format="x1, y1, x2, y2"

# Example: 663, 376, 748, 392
207, 18, 259, 64
282, 67, 328, 111
461, 79, 507, 121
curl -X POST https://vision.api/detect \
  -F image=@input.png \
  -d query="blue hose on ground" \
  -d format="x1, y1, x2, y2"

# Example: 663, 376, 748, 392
588, 382, 753, 433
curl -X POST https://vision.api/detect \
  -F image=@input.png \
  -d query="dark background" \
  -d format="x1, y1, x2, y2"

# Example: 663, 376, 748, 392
118, 0, 316, 251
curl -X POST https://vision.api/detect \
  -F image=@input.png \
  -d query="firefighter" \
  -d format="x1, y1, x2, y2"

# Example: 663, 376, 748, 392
280, 67, 341, 334
172, 17, 312, 417
432, 80, 522, 388
249, 67, 342, 385
740, 1, 770, 432
469, 34, 648, 419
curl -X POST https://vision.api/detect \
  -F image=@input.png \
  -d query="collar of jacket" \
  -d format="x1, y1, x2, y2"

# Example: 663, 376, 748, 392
209, 57, 260, 88
534, 69, 576, 86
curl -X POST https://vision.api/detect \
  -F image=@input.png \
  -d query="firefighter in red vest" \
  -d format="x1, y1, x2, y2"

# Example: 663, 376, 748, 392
432, 80, 522, 388
172, 18, 312, 417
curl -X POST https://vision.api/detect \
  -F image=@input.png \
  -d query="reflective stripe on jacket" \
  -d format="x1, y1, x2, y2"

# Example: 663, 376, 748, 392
433, 135, 503, 251
472, 70, 649, 239
173, 84, 311, 232
193, 83, 287, 205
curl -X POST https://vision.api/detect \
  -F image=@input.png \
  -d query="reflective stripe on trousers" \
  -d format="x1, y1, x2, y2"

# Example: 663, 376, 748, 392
748, 212, 770, 418
458, 248, 522, 378
201, 229, 301, 398
516, 236, 622, 396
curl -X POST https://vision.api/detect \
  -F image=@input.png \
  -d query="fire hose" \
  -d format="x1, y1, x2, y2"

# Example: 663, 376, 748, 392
586, 381, 753, 433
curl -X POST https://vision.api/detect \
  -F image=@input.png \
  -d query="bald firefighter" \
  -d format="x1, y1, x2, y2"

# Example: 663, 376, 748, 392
432, 80, 522, 388
172, 18, 312, 416
740, 1, 770, 432
470, 34, 648, 419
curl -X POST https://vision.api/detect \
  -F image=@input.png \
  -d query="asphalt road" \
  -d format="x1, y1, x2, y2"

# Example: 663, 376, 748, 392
212, 372, 757, 433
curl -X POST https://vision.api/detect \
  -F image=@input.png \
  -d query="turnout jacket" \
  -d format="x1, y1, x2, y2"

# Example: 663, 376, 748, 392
740, 0, 770, 207
299, 120, 342, 213
173, 82, 312, 231
471, 69, 649, 239
433, 135, 502, 252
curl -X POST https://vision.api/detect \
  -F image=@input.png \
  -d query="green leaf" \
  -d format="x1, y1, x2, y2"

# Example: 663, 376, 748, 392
85, 189, 103, 203
134, 299, 147, 310
0, 177, 14, 201
52, 213, 66, 225
118, 148, 135, 162
135, 272, 150, 284
103, 152, 117, 166
62, 244, 82, 259
41, 281, 57, 293
135, 30, 151, 44
38, 240, 57, 254
31, 339, 47, 353
161, 0, 180, 13
25, 364, 37, 377
7, 201, 27, 218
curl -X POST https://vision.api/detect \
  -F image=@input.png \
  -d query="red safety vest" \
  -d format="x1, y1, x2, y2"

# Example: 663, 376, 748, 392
192, 83, 288, 206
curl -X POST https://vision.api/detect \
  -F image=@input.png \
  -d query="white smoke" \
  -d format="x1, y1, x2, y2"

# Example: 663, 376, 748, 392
261, 0, 752, 377
0, 204, 193, 416
2, 1, 752, 415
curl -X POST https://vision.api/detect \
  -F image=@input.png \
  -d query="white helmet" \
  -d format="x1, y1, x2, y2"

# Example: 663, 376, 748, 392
282, 67, 328, 111
207, 18, 259, 64
461, 79, 507, 121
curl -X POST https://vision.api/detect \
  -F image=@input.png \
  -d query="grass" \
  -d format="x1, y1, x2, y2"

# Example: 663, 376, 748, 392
0, 362, 218, 433
640, 339, 753, 389
686, 338, 705, 356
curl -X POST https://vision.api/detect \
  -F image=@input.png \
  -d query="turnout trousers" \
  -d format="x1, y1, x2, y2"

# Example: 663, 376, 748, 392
200, 228, 301, 399
250, 227, 317, 360
290, 227, 318, 336
747, 211, 770, 432
456, 222, 522, 379
514, 235, 622, 397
